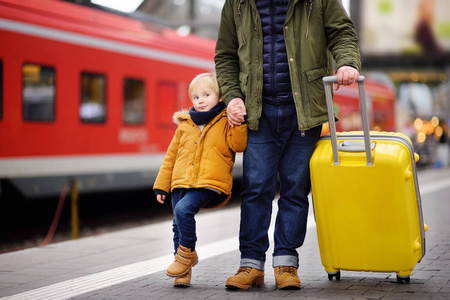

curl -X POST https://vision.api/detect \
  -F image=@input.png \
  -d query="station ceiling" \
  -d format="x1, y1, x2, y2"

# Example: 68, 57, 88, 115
64, 0, 450, 72
64, 0, 224, 39
136, 0, 224, 38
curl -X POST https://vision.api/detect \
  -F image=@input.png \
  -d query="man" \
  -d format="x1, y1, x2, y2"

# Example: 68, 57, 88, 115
215, 0, 361, 290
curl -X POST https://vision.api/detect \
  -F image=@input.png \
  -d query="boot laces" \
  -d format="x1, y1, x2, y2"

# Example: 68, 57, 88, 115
278, 266, 296, 276
235, 266, 253, 275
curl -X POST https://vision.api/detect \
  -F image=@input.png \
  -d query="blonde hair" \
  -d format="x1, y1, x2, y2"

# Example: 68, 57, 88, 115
188, 73, 221, 100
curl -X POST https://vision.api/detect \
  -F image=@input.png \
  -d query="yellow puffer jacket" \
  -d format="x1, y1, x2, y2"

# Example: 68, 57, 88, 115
153, 108, 247, 208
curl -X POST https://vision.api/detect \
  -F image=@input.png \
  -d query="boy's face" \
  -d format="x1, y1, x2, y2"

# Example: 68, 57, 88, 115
191, 86, 221, 112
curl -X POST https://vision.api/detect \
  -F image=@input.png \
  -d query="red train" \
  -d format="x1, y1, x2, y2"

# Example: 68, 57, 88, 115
0, 0, 216, 198
0, 0, 396, 199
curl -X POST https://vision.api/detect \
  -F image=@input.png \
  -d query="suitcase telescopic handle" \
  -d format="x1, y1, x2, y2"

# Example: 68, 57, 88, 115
322, 76, 373, 166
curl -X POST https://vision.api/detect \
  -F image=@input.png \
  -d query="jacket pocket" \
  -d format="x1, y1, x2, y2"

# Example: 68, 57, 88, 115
239, 71, 249, 99
305, 66, 330, 117
204, 147, 233, 185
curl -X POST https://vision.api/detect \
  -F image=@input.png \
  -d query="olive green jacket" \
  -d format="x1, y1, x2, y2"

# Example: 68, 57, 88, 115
214, 0, 361, 131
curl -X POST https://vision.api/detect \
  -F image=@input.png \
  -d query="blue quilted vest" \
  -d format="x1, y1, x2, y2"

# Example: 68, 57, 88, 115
256, 0, 293, 106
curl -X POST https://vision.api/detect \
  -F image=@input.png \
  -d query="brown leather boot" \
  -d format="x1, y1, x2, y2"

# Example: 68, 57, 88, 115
166, 245, 198, 277
174, 269, 191, 287
274, 266, 301, 289
225, 267, 264, 289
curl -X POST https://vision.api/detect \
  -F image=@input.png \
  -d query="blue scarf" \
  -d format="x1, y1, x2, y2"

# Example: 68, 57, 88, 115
189, 102, 226, 125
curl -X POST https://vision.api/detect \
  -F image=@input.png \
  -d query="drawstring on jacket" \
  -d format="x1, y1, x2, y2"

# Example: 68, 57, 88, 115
305, 0, 313, 39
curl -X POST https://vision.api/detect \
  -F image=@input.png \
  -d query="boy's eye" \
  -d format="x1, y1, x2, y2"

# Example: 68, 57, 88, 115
193, 96, 199, 100
204, 94, 209, 97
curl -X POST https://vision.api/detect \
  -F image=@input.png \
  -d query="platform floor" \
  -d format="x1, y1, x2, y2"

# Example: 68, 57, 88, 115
1, 168, 450, 299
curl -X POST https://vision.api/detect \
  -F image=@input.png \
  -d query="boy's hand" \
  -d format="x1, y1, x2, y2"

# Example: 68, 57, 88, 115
156, 194, 165, 204
232, 106, 245, 118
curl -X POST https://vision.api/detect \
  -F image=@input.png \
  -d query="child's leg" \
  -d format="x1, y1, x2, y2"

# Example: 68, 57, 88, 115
171, 189, 183, 255
173, 188, 219, 249
166, 188, 219, 278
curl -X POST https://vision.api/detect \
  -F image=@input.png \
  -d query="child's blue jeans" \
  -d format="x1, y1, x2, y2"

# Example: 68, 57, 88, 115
171, 188, 221, 254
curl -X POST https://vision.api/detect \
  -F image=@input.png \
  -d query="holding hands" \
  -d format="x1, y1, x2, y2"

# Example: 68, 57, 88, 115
227, 98, 246, 127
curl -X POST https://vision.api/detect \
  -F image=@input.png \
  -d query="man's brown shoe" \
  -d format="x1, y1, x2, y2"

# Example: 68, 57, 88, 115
274, 266, 301, 289
225, 267, 264, 289
166, 245, 198, 277
174, 269, 191, 287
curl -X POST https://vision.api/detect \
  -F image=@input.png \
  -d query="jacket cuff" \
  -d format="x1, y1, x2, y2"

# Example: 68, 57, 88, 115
154, 189, 169, 197
224, 92, 244, 106
336, 62, 361, 72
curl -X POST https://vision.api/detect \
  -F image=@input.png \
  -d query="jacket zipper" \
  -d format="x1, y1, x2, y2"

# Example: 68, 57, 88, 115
249, 0, 262, 130
305, 0, 313, 39
237, 3, 247, 44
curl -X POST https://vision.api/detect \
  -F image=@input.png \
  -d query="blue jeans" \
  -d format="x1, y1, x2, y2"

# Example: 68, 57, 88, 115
239, 102, 322, 270
171, 188, 221, 254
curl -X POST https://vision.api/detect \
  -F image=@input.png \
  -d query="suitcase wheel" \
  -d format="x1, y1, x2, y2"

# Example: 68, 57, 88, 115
396, 275, 411, 284
327, 271, 341, 281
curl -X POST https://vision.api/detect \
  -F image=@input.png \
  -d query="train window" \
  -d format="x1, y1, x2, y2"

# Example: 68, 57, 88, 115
123, 78, 144, 124
80, 72, 106, 123
0, 60, 2, 120
22, 63, 55, 122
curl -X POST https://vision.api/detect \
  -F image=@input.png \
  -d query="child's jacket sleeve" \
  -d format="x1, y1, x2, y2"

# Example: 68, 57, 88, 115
227, 123, 247, 153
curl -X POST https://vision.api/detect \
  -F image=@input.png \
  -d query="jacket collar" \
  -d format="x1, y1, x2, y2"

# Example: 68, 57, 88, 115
172, 109, 227, 126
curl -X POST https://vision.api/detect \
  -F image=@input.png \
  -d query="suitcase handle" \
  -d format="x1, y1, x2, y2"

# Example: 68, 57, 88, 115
322, 76, 373, 166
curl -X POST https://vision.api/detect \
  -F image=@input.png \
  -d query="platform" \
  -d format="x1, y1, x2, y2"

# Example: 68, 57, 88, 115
1, 168, 450, 299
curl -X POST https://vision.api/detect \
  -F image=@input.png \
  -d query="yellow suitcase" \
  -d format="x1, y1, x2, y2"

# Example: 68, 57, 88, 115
310, 76, 427, 283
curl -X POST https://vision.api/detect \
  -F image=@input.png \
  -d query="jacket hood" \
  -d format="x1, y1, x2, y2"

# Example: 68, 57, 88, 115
172, 109, 190, 125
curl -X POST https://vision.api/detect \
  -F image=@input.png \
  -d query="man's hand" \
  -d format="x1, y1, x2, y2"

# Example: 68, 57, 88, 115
227, 98, 246, 127
335, 66, 359, 90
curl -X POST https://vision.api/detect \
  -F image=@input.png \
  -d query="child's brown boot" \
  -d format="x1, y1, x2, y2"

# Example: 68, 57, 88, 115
174, 269, 191, 287
166, 245, 198, 277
